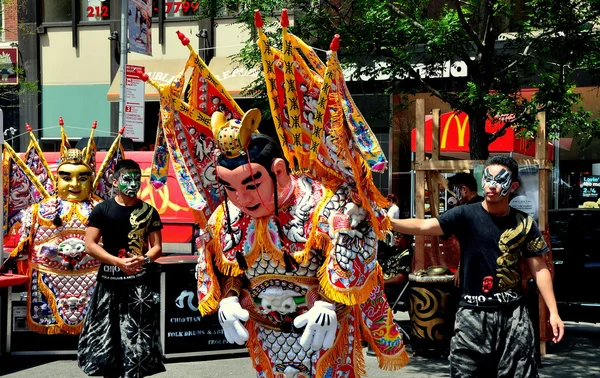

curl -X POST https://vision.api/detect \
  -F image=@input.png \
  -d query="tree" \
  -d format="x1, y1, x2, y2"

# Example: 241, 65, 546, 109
198, 0, 600, 159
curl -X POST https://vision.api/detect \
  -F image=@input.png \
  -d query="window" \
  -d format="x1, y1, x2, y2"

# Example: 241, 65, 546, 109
42, 0, 72, 23
81, 0, 110, 22
42, 1, 110, 23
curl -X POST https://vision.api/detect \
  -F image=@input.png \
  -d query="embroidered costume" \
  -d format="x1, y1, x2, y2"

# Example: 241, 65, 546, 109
2, 120, 125, 334
141, 10, 408, 377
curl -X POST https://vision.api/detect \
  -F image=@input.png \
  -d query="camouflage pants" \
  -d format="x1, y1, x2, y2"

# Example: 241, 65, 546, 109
450, 304, 538, 378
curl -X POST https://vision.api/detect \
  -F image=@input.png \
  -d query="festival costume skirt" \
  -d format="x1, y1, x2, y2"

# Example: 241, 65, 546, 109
77, 282, 166, 378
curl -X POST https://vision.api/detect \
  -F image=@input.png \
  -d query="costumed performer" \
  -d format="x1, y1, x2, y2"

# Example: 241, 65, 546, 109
139, 9, 409, 378
1, 119, 126, 335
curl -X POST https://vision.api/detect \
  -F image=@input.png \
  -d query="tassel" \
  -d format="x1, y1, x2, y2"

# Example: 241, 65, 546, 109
53, 212, 62, 227
235, 251, 248, 271
283, 248, 299, 272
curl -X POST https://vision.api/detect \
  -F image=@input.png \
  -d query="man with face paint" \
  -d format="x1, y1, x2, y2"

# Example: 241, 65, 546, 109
78, 159, 165, 378
447, 172, 484, 206
445, 172, 484, 287
391, 155, 564, 378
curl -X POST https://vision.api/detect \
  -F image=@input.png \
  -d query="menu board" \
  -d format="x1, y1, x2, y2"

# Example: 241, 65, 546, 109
580, 175, 600, 208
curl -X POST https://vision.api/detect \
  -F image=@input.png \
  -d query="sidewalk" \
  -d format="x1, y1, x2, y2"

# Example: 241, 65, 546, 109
0, 322, 598, 377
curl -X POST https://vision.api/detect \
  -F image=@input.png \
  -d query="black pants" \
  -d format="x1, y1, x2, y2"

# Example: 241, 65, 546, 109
77, 282, 166, 378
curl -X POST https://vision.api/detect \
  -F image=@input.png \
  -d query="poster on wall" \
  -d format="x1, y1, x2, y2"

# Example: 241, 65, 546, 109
509, 164, 539, 223
579, 175, 600, 208
128, 0, 152, 56
0, 47, 18, 85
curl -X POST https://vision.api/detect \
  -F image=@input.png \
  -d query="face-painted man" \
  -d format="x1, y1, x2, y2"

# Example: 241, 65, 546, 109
116, 169, 142, 198
481, 164, 517, 202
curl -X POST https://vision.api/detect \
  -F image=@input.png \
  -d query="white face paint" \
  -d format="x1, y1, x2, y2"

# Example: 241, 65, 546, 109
453, 185, 464, 203
482, 167, 512, 197
117, 170, 141, 197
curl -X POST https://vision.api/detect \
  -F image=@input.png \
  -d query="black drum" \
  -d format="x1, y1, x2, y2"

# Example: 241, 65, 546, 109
408, 273, 456, 356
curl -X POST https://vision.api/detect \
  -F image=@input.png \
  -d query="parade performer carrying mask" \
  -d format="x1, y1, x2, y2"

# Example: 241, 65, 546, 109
141, 10, 409, 377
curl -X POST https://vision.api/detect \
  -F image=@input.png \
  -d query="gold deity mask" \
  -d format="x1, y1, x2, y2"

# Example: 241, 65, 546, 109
56, 149, 93, 202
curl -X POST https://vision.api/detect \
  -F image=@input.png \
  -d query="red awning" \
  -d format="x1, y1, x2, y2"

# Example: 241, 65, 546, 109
410, 111, 554, 160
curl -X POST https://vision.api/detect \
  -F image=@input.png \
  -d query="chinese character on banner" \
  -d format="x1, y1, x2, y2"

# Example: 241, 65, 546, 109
128, 0, 152, 56
0, 48, 18, 85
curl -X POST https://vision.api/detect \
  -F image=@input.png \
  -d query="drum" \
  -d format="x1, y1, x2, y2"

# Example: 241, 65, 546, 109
408, 272, 456, 356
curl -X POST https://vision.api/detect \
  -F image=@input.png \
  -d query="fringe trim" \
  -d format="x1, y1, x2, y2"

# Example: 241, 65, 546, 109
317, 262, 382, 306
303, 231, 331, 266
376, 347, 410, 371
246, 318, 274, 378
315, 316, 351, 378
327, 93, 390, 240
27, 270, 83, 335
198, 238, 222, 316
353, 320, 368, 378
357, 304, 410, 371
303, 186, 334, 262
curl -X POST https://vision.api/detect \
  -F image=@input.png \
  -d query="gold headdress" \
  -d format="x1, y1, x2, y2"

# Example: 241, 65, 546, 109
211, 109, 261, 157
58, 117, 94, 171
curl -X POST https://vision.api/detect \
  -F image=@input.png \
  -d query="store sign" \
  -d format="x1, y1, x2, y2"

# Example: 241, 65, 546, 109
0, 47, 18, 85
161, 262, 239, 355
343, 60, 469, 82
124, 64, 145, 142
580, 175, 600, 208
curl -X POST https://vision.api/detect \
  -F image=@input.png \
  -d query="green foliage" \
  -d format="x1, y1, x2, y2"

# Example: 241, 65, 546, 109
196, 0, 600, 159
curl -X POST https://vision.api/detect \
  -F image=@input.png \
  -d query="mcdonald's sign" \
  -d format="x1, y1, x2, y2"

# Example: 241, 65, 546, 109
410, 110, 554, 159
440, 113, 469, 149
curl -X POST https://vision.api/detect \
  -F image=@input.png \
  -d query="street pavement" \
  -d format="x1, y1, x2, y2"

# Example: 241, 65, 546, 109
1, 320, 599, 378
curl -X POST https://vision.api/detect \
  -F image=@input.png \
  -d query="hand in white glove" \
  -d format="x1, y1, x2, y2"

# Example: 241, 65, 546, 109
218, 296, 249, 345
293, 300, 337, 351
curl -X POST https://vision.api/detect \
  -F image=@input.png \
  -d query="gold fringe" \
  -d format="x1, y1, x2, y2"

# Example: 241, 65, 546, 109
198, 238, 222, 316
354, 326, 368, 378
376, 347, 410, 371
316, 261, 382, 306
315, 316, 351, 378
246, 318, 274, 378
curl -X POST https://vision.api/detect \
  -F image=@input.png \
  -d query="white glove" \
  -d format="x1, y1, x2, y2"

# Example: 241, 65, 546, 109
218, 296, 249, 345
293, 300, 338, 351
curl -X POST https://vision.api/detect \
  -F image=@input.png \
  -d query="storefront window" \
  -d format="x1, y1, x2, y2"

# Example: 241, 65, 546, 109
42, 0, 72, 23
81, 0, 110, 22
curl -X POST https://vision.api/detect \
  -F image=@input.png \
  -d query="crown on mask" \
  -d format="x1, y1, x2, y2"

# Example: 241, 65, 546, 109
57, 117, 96, 170
211, 109, 261, 157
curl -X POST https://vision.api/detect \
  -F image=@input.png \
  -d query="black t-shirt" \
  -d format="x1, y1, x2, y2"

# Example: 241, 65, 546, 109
88, 198, 163, 284
467, 195, 484, 204
437, 203, 548, 309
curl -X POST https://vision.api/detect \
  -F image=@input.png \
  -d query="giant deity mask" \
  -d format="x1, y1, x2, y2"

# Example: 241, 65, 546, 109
212, 109, 291, 219
56, 149, 93, 202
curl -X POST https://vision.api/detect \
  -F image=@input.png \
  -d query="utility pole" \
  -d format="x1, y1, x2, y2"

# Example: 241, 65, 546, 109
119, 0, 129, 130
